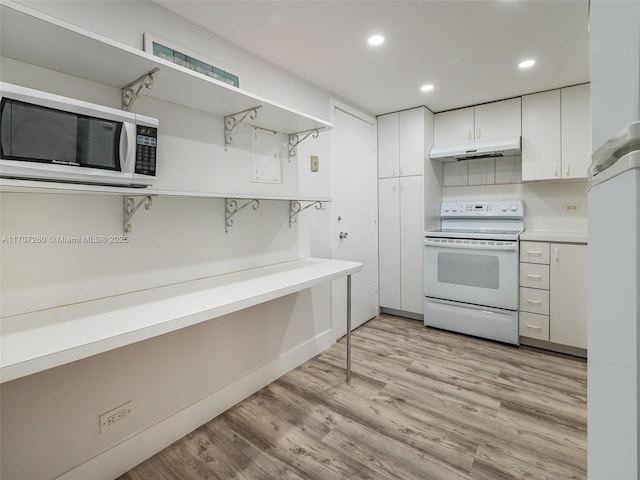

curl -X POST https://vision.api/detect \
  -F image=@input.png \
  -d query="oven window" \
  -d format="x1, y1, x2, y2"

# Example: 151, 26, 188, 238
437, 252, 499, 289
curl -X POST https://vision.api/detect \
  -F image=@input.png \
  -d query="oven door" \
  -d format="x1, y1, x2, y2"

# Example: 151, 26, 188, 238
424, 237, 519, 310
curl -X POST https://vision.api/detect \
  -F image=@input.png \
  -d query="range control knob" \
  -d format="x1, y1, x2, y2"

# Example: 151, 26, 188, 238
444, 205, 450, 212
501, 204, 508, 212
511, 204, 519, 212
452, 206, 458, 212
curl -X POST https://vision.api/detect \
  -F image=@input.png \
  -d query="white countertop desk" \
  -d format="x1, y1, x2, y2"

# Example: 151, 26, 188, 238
0, 257, 363, 384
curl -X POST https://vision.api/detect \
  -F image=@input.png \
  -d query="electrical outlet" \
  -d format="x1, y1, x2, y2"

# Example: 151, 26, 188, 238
99, 401, 132, 433
310, 155, 319, 172
563, 203, 580, 213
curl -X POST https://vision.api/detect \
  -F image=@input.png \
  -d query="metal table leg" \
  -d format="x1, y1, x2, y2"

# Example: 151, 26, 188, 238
347, 274, 352, 382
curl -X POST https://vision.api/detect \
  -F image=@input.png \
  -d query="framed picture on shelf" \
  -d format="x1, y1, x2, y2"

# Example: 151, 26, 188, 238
143, 33, 240, 88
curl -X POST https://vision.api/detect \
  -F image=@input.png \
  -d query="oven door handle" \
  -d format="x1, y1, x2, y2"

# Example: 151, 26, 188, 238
424, 239, 518, 252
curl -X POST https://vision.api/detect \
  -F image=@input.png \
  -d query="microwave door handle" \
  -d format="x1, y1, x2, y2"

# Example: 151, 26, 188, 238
424, 239, 518, 252
120, 122, 136, 173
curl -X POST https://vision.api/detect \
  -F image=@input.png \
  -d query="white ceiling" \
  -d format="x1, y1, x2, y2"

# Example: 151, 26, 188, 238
155, 0, 590, 116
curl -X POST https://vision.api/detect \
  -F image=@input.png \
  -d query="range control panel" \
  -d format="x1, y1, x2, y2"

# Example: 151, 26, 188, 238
441, 200, 524, 218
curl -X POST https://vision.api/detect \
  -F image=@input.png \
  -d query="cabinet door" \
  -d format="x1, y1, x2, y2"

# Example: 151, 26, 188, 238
434, 107, 474, 146
561, 84, 591, 180
377, 113, 399, 178
550, 243, 588, 349
400, 175, 424, 314
378, 178, 401, 309
474, 98, 522, 141
522, 90, 561, 181
399, 108, 424, 176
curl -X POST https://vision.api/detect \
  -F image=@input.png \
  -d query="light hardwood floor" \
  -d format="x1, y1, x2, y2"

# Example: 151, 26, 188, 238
119, 314, 587, 480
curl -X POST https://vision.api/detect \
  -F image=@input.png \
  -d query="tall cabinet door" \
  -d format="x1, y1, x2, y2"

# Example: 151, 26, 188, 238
399, 108, 425, 176
378, 177, 401, 310
377, 113, 400, 178
550, 243, 588, 348
400, 175, 424, 314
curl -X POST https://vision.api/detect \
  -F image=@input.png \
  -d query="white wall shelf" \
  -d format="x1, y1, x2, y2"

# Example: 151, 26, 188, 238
0, 257, 362, 384
0, 1, 332, 142
0, 179, 332, 233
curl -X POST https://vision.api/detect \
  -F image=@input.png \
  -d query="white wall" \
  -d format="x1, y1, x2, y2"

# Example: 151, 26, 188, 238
0, 1, 343, 478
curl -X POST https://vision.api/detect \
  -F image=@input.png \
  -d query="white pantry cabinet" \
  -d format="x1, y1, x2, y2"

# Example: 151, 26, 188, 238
378, 108, 426, 178
434, 98, 521, 147
522, 84, 591, 181
378, 176, 424, 314
377, 106, 433, 316
519, 241, 587, 350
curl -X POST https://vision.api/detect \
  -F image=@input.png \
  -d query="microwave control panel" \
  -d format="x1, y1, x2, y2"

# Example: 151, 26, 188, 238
135, 125, 157, 176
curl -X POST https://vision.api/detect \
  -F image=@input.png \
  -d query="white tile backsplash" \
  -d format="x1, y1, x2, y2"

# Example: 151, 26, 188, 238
495, 156, 522, 184
443, 161, 468, 186
468, 158, 495, 185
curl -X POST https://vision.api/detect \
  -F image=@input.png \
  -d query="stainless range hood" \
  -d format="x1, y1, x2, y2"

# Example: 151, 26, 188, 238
430, 136, 521, 162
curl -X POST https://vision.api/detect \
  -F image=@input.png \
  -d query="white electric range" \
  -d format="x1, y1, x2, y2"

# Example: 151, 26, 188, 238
424, 200, 524, 345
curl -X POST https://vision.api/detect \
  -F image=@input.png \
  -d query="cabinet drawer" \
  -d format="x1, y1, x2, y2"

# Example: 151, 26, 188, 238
520, 241, 550, 264
519, 263, 550, 289
520, 287, 550, 315
519, 312, 550, 341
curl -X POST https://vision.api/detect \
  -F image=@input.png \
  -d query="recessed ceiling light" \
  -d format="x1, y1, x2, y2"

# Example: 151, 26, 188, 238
518, 59, 536, 69
367, 34, 385, 46
420, 84, 434, 92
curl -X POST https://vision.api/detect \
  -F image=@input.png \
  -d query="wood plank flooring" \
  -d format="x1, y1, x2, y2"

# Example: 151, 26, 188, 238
118, 314, 587, 480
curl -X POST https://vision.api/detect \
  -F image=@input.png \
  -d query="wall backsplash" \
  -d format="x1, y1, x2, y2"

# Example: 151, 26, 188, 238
444, 155, 522, 187
442, 156, 588, 234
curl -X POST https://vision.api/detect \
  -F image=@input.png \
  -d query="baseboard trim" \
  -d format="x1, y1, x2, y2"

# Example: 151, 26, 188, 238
380, 307, 424, 321
520, 336, 587, 358
56, 329, 335, 480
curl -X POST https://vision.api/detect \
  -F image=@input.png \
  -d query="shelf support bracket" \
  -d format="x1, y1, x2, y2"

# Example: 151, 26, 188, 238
124, 195, 153, 234
225, 198, 260, 233
224, 106, 262, 150
122, 68, 160, 111
289, 200, 324, 228
288, 128, 323, 159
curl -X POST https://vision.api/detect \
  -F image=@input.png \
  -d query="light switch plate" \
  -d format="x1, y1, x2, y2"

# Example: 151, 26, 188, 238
310, 155, 319, 172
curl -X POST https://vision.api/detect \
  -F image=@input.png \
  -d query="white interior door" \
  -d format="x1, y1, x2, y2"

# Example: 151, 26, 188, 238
331, 101, 379, 338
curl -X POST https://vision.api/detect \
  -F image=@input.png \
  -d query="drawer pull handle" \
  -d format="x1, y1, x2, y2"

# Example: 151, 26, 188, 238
527, 274, 542, 280
525, 323, 542, 331
527, 250, 542, 256
526, 299, 542, 305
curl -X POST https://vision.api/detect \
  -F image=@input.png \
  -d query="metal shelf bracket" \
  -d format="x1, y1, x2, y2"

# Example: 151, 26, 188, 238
225, 198, 260, 233
123, 195, 153, 234
224, 106, 262, 150
289, 200, 324, 228
122, 68, 160, 111
288, 128, 323, 159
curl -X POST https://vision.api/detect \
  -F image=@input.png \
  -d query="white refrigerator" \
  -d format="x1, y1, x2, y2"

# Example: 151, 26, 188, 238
588, 121, 640, 480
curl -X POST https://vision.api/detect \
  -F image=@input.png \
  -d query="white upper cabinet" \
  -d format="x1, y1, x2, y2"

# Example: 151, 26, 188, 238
522, 90, 562, 181
378, 107, 426, 178
561, 84, 592, 179
434, 107, 474, 146
522, 84, 591, 181
434, 98, 521, 147
399, 108, 428, 176
378, 113, 400, 178
474, 98, 522, 141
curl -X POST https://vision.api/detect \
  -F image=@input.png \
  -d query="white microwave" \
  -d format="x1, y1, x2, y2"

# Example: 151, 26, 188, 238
0, 82, 158, 187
